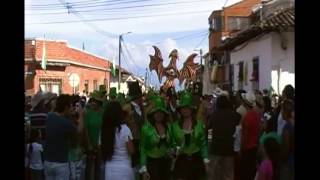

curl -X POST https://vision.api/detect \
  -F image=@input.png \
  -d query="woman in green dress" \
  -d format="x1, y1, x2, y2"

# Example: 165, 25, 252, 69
139, 95, 172, 180
170, 91, 209, 180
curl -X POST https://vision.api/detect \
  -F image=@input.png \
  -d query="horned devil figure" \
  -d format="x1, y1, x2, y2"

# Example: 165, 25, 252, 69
149, 46, 200, 91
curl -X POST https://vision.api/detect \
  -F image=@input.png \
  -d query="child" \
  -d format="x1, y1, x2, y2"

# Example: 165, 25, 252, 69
256, 136, 281, 180
26, 129, 44, 180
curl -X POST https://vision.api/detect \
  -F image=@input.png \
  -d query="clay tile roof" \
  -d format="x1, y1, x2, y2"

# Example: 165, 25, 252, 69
25, 39, 110, 69
219, 8, 294, 50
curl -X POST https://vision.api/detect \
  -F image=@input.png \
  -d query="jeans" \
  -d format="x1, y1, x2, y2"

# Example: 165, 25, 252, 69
44, 161, 70, 180
31, 169, 45, 180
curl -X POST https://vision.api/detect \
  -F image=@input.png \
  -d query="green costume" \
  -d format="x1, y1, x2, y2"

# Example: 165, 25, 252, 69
170, 91, 208, 159
139, 96, 171, 173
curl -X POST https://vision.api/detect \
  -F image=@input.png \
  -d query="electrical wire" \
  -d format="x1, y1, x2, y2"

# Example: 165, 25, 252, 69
26, 0, 216, 13
26, 10, 212, 24
193, 32, 209, 49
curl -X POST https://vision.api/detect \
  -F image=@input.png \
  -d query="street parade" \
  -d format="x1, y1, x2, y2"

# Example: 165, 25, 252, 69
25, 0, 294, 180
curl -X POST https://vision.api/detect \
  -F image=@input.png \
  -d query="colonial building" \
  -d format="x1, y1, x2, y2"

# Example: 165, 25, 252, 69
219, 6, 294, 93
25, 38, 112, 96
202, 0, 261, 94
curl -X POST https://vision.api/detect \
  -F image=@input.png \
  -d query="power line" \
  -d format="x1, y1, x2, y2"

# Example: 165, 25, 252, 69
27, 0, 157, 10
121, 40, 141, 73
193, 32, 209, 49
26, 10, 212, 24
26, 3, 217, 16
26, 0, 216, 14
57, 0, 117, 38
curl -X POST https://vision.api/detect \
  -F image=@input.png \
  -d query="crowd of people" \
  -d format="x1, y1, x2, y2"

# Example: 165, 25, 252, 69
25, 82, 294, 180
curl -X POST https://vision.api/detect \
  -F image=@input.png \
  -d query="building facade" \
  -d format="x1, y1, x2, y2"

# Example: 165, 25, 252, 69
220, 7, 294, 93
25, 38, 111, 96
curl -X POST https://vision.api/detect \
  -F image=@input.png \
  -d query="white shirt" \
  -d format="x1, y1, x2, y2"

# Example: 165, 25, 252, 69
26, 142, 44, 170
277, 113, 287, 135
110, 124, 133, 162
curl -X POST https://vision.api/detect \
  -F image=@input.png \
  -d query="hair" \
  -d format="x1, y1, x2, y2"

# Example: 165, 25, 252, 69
263, 89, 269, 95
216, 95, 231, 109
263, 138, 281, 180
282, 85, 294, 100
263, 96, 272, 112
148, 110, 169, 128
178, 106, 197, 129
101, 101, 125, 161
55, 94, 72, 113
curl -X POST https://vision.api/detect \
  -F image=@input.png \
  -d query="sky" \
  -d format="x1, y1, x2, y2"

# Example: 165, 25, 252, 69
25, 0, 242, 89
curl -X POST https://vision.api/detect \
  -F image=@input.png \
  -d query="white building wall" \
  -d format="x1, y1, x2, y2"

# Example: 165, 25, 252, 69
230, 31, 294, 94
230, 34, 272, 92
270, 32, 295, 94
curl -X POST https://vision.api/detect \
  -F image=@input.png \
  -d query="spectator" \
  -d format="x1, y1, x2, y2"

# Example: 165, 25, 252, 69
280, 99, 294, 180
26, 129, 45, 180
101, 101, 134, 180
240, 92, 261, 180
29, 91, 47, 142
44, 94, 82, 180
208, 95, 240, 180
84, 92, 104, 180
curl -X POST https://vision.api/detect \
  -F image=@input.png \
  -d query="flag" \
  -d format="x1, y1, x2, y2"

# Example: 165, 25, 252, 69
111, 57, 116, 76
41, 41, 47, 70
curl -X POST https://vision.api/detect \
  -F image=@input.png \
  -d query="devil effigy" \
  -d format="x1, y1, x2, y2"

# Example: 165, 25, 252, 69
149, 46, 201, 92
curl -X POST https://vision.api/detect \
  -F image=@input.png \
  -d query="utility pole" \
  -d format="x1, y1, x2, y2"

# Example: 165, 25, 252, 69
118, 32, 132, 91
194, 49, 203, 65
118, 35, 122, 91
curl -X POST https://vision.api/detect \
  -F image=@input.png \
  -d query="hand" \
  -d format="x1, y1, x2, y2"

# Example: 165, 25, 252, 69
143, 172, 150, 180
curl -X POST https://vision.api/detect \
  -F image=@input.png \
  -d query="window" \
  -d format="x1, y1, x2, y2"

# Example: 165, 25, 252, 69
238, 61, 244, 89
93, 80, 98, 90
210, 16, 223, 31
39, 78, 62, 95
251, 57, 259, 90
228, 17, 249, 31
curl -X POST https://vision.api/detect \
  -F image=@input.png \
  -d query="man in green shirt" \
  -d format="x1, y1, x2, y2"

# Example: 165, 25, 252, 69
84, 92, 104, 180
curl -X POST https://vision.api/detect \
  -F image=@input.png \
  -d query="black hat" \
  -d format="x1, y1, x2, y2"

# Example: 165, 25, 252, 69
127, 81, 142, 101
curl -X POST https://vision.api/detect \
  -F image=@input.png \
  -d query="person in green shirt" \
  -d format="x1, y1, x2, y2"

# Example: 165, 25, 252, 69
139, 96, 172, 180
170, 91, 209, 180
84, 92, 104, 180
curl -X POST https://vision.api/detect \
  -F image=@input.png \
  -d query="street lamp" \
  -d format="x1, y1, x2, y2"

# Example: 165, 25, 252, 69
118, 31, 132, 90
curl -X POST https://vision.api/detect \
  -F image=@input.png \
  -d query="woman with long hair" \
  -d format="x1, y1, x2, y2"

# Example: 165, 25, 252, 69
170, 91, 209, 180
139, 96, 172, 180
101, 101, 134, 180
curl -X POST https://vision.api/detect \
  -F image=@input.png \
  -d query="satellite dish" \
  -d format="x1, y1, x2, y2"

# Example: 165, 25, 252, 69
69, 73, 80, 87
